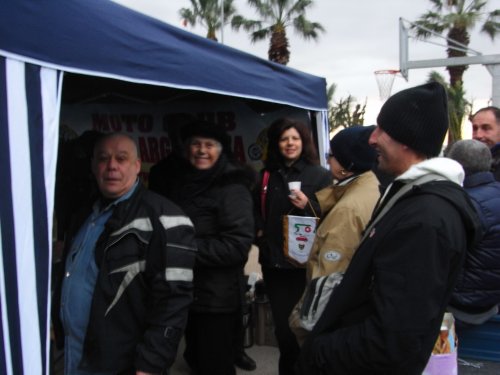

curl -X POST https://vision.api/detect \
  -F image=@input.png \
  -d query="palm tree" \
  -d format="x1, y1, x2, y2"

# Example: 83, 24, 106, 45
231, 0, 324, 65
180, 0, 241, 41
326, 82, 366, 132
412, 0, 499, 88
427, 71, 471, 143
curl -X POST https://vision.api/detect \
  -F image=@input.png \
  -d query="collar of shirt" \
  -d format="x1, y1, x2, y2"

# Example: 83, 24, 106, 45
94, 179, 140, 214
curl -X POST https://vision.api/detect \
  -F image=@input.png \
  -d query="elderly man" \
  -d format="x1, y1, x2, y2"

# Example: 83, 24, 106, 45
296, 82, 480, 375
471, 106, 500, 180
447, 139, 500, 326
54, 133, 197, 375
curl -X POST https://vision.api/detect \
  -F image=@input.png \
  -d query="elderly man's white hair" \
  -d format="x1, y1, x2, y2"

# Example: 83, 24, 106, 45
447, 139, 492, 176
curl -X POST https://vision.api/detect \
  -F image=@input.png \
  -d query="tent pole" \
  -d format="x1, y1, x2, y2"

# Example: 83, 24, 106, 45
220, 0, 224, 44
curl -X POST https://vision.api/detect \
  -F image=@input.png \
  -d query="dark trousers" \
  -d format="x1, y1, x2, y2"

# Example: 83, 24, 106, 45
234, 309, 246, 358
184, 310, 238, 375
262, 267, 306, 375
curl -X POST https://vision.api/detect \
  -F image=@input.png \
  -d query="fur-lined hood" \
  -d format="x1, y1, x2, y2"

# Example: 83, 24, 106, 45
214, 162, 257, 191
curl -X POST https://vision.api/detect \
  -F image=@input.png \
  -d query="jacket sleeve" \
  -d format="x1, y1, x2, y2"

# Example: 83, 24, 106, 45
135, 207, 197, 374
196, 184, 255, 267
253, 170, 266, 235
301, 221, 459, 374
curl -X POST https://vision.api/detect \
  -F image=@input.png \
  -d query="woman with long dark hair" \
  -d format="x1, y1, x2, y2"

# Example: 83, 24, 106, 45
255, 117, 331, 375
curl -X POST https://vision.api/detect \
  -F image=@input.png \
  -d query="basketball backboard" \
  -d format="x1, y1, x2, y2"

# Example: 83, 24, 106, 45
398, 17, 500, 105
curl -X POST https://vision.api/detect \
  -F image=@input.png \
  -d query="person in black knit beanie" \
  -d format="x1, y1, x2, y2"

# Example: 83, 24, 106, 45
296, 82, 481, 375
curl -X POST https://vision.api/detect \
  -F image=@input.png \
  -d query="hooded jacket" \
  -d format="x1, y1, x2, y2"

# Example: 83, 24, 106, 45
289, 170, 379, 343
306, 171, 380, 280
297, 158, 481, 375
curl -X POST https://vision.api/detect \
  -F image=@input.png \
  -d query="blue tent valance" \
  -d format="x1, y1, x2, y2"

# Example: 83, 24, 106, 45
0, 0, 327, 111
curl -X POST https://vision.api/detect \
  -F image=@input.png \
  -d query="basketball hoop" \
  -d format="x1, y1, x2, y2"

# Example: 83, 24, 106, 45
374, 69, 400, 101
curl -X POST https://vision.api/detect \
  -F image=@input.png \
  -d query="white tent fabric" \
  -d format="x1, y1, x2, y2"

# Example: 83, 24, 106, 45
0, 1, 329, 374
0, 57, 61, 375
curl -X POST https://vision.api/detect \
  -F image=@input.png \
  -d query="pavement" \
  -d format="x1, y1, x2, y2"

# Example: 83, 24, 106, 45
170, 341, 279, 375
171, 246, 281, 375
171, 246, 500, 375
458, 358, 500, 374
54, 246, 500, 374
170, 342, 500, 375
170, 340, 500, 375
54, 339, 500, 375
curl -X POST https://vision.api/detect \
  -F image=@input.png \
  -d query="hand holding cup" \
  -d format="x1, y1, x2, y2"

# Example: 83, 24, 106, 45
288, 181, 301, 199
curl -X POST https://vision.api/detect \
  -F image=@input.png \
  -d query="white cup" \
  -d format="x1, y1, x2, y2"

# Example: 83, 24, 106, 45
288, 181, 301, 198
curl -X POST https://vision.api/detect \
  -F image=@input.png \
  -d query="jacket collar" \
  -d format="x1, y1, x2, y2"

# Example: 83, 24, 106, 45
280, 158, 308, 173
491, 143, 500, 155
463, 171, 496, 188
315, 172, 372, 213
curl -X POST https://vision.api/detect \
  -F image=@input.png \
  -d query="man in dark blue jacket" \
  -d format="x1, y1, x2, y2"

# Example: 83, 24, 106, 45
447, 139, 500, 325
296, 83, 480, 375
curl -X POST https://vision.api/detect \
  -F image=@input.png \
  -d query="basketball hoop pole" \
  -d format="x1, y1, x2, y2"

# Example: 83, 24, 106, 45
487, 64, 500, 106
399, 18, 409, 81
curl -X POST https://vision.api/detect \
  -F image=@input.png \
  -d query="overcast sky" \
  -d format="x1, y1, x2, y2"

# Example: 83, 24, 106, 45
112, 0, 499, 131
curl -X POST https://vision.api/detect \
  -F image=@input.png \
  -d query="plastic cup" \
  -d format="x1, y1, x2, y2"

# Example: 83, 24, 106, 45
288, 181, 301, 197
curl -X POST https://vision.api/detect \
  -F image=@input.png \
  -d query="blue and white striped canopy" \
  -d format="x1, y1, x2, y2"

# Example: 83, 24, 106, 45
0, 1, 328, 374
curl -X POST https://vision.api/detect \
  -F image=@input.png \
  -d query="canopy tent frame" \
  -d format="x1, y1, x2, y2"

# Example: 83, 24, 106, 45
0, 1, 329, 374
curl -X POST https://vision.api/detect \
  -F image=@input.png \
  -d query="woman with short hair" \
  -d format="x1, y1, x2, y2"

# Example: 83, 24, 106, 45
161, 120, 255, 375
289, 125, 381, 344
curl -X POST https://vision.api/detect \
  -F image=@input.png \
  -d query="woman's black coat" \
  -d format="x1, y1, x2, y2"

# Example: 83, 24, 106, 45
255, 159, 331, 269
160, 157, 255, 313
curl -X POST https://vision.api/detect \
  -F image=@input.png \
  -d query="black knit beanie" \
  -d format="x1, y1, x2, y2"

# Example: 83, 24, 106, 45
330, 125, 377, 172
377, 82, 449, 157
181, 120, 232, 154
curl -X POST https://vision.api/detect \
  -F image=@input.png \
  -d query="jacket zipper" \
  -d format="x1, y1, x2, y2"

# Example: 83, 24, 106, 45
104, 230, 149, 253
